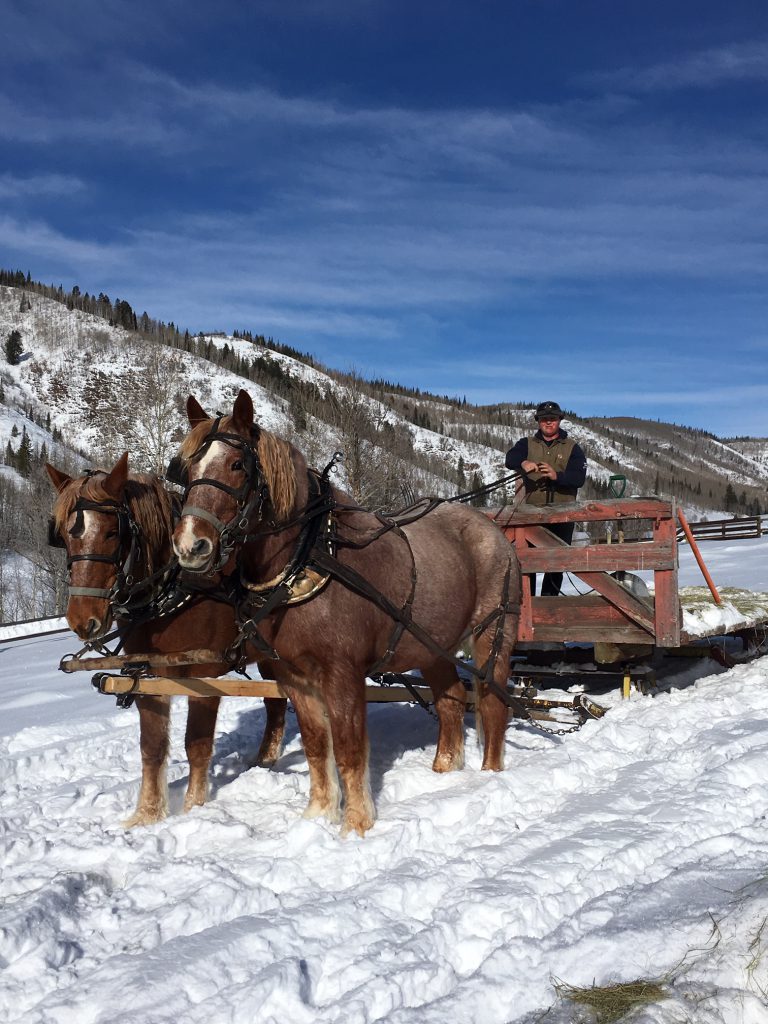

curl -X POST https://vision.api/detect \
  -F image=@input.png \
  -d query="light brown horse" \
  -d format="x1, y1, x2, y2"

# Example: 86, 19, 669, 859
46, 454, 288, 827
172, 389, 521, 836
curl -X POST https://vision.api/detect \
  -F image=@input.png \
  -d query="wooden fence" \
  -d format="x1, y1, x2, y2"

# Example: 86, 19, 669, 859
676, 515, 764, 543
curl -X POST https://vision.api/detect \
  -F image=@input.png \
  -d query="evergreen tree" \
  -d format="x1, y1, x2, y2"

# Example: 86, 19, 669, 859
16, 427, 32, 477
4, 329, 23, 365
469, 471, 485, 506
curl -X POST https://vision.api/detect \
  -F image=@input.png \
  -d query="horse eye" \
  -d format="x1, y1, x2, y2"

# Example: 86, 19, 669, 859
231, 459, 244, 471
106, 530, 119, 539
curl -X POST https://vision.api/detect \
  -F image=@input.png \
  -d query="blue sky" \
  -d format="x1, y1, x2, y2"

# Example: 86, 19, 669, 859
1, 1, 767, 437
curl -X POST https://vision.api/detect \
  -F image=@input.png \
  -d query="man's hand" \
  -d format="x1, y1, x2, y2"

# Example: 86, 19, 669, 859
537, 462, 557, 481
521, 459, 539, 474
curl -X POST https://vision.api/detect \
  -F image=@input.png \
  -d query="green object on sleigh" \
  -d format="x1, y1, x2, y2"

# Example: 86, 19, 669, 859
609, 474, 627, 498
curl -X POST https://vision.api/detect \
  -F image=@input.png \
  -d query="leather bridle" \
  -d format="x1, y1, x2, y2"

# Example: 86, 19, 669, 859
173, 420, 270, 573
50, 495, 141, 606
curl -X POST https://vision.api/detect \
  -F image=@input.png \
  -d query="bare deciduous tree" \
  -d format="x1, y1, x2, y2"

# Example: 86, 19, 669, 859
133, 342, 187, 474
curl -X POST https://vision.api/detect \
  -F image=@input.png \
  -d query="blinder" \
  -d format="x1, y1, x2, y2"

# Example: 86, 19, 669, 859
165, 454, 189, 489
47, 516, 66, 549
47, 507, 87, 548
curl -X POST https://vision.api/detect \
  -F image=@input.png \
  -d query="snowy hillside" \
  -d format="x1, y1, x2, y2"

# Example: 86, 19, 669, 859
0, 285, 515, 490
2, 282, 767, 506
727, 436, 768, 473
0, 286, 294, 474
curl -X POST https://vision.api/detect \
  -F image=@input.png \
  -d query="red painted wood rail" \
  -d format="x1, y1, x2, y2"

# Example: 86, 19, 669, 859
485, 498, 681, 647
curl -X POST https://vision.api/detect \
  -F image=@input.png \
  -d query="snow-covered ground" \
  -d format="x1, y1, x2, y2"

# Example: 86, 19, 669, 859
2, 543, 768, 1023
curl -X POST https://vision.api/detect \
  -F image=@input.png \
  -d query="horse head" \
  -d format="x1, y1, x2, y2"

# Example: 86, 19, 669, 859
46, 454, 176, 640
172, 389, 298, 573
46, 453, 132, 640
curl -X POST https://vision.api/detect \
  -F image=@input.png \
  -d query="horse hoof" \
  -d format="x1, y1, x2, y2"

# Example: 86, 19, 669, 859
251, 739, 284, 768
303, 801, 341, 823
340, 813, 375, 838
432, 751, 465, 773
250, 753, 278, 769
122, 807, 167, 828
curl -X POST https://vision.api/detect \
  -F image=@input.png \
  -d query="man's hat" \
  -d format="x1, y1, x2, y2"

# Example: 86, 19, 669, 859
535, 401, 563, 421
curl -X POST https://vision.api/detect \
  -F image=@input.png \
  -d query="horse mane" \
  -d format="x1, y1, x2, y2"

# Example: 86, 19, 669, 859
179, 417, 297, 522
53, 472, 175, 574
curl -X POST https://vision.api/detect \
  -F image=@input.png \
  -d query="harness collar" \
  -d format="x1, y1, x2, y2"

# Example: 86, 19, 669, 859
241, 473, 336, 608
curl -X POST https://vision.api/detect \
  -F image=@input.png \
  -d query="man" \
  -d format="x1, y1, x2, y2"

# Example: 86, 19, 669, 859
505, 401, 587, 596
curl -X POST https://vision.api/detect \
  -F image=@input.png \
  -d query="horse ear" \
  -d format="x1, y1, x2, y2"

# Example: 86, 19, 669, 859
45, 463, 71, 493
232, 389, 254, 432
102, 452, 129, 498
187, 396, 209, 426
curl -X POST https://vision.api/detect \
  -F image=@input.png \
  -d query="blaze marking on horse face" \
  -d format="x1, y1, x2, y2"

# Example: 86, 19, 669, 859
81, 510, 99, 544
174, 441, 226, 559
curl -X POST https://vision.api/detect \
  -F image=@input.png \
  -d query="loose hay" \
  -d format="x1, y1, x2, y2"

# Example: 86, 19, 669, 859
553, 977, 667, 1023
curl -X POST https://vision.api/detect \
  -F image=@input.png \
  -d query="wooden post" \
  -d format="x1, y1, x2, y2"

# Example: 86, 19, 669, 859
677, 509, 722, 605
653, 509, 681, 647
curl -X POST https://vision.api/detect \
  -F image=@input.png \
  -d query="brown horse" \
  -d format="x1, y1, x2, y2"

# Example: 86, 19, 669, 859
172, 389, 521, 836
46, 454, 288, 827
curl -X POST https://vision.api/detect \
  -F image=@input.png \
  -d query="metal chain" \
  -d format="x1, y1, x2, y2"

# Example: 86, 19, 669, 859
524, 715, 586, 736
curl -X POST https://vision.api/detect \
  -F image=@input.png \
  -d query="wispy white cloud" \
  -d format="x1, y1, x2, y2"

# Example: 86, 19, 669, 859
0, 216, 123, 267
0, 92, 186, 148
0, 173, 85, 198
584, 39, 768, 93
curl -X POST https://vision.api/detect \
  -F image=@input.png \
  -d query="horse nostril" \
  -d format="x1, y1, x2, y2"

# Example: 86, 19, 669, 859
85, 617, 102, 639
191, 538, 212, 558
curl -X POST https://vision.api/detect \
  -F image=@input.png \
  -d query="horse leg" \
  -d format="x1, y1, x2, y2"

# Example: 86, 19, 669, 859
251, 697, 288, 768
183, 696, 221, 812
280, 679, 340, 823
473, 633, 513, 772
323, 671, 375, 837
421, 660, 466, 772
124, 695, 171, 827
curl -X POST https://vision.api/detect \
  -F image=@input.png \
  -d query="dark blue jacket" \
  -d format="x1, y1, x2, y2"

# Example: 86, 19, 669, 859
505, 429, 587, 495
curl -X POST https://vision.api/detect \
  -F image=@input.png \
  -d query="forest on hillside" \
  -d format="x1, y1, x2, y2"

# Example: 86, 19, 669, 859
1, 271, 766, 621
